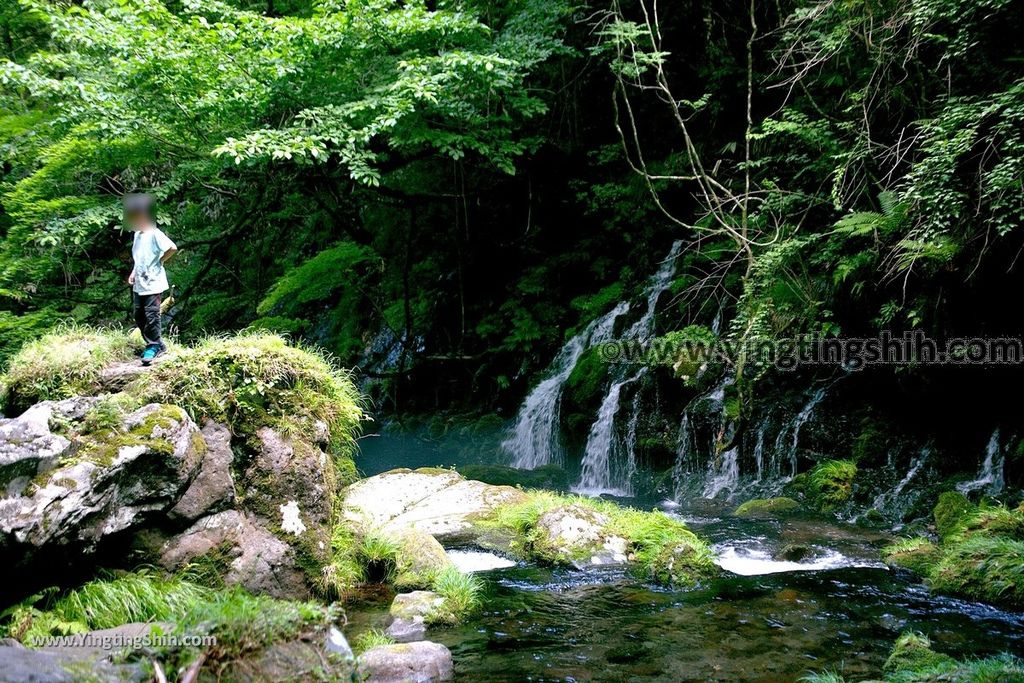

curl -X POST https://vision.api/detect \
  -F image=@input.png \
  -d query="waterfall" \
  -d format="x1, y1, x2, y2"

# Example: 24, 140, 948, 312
670, 373, 734, 499
504, 240, 682, 473
773, 386, 829, 479
672, 414, 694, 500
574, 369, 646, 496
571, 242, 683, 494
872, 446, 931, 522
503, 301, 628, 468
751, 417, 769, 484
702, 446, 740, 499
958, 429, 1005, 496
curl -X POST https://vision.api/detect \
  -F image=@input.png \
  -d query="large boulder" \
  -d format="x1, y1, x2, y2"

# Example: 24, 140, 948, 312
532, 504, 629, 567
0, 402, 204, 574
342, 468, 526, 542
357, 641, 454, 683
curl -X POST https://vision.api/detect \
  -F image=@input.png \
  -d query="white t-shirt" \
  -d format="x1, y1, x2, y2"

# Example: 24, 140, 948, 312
132, 226, 176, 295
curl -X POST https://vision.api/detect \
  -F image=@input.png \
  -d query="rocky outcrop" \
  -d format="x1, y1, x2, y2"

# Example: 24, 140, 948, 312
532, 504, 630, 567
0, 402, 203, 573
358, 641, 454, 683
0, 641, 146, 683
169, 420, 234, 521
0, 395, 339, 598
159, 510, 309, 599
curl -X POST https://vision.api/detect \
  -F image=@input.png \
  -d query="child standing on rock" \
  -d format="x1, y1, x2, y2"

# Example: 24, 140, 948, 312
124, 193, 178, 365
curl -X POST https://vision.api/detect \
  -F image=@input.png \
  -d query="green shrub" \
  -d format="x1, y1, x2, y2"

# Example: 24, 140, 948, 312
3, 569, 327, 664
353, 628, 394, 654
456, 464, 570, 491
933, 491, 973, 539
946, 503, 1024, 543
0, 325, 135, 413
429, 566, 483, 625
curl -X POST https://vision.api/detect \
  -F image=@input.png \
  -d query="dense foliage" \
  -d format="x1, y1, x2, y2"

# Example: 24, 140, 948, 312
2, 0, 1022, 422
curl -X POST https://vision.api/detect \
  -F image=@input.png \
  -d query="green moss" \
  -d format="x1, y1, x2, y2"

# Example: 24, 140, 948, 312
733, 497, 801, 518
946, 502, 1024, 543
882, 537, 940, 576
128, 333, 363, 461
562, 346, 610, 433
933, 491, 973, 539
795, 460, 857, 512
479, 490, 716, 587
883, 632, 956, 675
0, 325, 135, 413
928, 535, 1024, 607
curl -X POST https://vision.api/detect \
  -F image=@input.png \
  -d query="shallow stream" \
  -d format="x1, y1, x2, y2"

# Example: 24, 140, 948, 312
352, 435, 1024, 681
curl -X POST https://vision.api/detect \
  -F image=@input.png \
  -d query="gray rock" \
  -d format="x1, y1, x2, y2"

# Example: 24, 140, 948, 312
243, 428, 333, 529
0, 403, 203, 556
0, 404, 70, 492
325, 626, 354, 658
534, 504, 629, 566
389, 591, 444, 622
358, 641, 454, 683
386, 618, 427, 644
342, 469, 526, 542
170, 420, 235, 521
217, 636, 355, 682
159, 510, 309, 599
0, 644, 145, 682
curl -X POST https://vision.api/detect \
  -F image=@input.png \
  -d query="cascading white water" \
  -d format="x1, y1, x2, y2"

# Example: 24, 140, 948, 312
773, 386, 829, 479
751, 418, 769, 484
872, 446, 931, 522
702, 446, 740, 499
574, 369, 646, 496
672, 414, 694, 499
503, 301, 628, 469
571, 242, 683, 494
958, 429, 1005, 496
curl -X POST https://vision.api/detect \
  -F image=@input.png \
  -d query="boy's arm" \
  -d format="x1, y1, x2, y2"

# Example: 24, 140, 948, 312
156, 229, 179, 263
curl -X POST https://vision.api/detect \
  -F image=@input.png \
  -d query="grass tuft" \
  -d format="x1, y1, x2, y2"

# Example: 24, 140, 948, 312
429, 566, 483, 625
353, 628, 394, 654
0, 324, 136, 413
129, 332, 363, 463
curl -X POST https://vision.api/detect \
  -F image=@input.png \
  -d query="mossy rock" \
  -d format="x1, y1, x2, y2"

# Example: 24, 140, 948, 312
776, 544, 813, 562
733, 497, 801, 518
562, 346, 611, 434
882, 537, 940, 576
456, 464, 569, 491
933, 491, 973, 539
804, 460, 858, 512
883, 632, 956, 675
394, 530, 452, 590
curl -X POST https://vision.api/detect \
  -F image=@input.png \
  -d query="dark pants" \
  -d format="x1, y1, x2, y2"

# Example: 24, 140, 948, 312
133, 292, 163, 349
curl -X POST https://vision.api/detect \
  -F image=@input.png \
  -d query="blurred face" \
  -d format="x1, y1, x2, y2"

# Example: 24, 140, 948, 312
125, 210, 149, 230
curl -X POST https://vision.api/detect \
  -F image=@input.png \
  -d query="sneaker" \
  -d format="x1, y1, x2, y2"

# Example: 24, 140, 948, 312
141, 345, 160, 366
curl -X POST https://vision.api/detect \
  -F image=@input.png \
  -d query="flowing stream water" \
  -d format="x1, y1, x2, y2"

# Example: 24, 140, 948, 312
346, 446, 1024, 681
